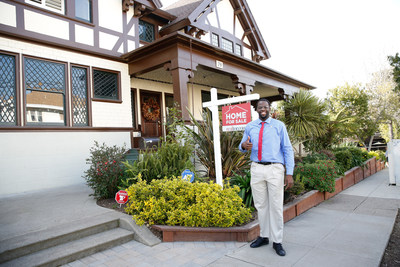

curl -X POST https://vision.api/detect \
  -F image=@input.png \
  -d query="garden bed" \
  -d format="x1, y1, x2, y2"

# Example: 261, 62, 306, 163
97, 158, 385, 242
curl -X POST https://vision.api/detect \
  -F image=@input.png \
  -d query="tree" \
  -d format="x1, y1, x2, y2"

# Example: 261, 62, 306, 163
388, 53, 400, 93
366, 69, 400, 142
327, 83, 377, 147
281, 89, 328, 155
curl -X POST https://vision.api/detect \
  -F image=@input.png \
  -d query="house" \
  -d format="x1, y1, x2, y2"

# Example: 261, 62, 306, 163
0, 0, 314, 196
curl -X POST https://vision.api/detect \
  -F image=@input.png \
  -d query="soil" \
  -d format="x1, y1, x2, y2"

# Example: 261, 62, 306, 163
380, 209, 400, 267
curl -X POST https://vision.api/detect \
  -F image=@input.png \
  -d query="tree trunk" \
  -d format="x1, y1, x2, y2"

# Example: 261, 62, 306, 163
368, 134, 374, 151
389, 120, 394, 140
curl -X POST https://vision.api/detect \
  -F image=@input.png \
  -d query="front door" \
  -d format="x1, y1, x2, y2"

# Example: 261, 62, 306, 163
140, 92, 162, 137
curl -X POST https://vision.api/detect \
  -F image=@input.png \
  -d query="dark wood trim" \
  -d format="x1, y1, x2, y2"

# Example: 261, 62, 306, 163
123, 32, 315, 90
0, 50, 21, 126
131, 88, 138, 129
91, 67, 122, 103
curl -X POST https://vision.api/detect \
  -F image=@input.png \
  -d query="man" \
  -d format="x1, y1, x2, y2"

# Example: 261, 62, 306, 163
239, 98, 294, 256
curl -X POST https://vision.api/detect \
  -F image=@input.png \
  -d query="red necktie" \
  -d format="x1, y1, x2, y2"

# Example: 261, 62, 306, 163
258, 122, 265, 161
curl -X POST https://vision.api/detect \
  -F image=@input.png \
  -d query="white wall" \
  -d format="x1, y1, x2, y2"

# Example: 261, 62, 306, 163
0, 37, 133, 196
0, 131, 130, 196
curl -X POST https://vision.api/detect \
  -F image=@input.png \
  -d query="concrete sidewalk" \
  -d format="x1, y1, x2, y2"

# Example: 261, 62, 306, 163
1, 168, 399, 267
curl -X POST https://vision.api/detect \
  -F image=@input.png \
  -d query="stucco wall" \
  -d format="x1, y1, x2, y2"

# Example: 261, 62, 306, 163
0, 131, 130, 196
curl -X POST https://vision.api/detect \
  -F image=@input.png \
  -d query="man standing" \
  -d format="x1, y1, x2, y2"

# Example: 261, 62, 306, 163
239, 98, 294, 256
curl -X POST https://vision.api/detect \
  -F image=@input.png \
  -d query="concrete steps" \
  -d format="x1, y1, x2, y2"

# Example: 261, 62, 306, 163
0, 214, 134, 266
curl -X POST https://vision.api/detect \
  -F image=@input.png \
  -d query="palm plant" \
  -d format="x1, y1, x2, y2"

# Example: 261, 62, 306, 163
282, 89, 328, 155
186, 109, 250, 180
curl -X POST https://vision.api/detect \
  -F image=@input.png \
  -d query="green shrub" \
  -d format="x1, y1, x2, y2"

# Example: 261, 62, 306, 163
333, 146, 370, 168
122, 141, 195, 185
294, 160, 340, 193
229, 170, 253, 209
368, 150, 387, 162
83, 141, 128, 199
334, 150, 353, 173
125, 176, 252, 227
301, 152, 329, 164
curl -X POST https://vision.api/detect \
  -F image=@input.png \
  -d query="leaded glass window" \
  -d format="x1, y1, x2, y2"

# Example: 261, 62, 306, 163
235, 44, 242, 56
139, 20, 155, 43
93, 69, 119, 100
221, 38, 233, 53
24, 57, 66, 125
0, 53, 17, 125
71, 66, 88, 126
212, 33, 219, 47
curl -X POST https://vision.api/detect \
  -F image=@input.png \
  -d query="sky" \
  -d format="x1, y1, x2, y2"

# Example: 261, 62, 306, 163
161, 0, 400, 99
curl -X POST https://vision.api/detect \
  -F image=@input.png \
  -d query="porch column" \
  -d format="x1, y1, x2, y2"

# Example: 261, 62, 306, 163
231, 75, 255, 95
169, 66, 191, 121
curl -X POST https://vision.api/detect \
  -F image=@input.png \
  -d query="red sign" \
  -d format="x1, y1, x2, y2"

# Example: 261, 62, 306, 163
115, 190, 128, 204
222, 103, 252, 132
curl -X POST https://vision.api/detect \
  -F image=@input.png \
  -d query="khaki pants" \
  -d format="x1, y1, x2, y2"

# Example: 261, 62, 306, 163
250, 162, 285, 243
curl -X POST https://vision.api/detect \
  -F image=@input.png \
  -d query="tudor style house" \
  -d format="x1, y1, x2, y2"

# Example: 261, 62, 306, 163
0, 0, 314, 196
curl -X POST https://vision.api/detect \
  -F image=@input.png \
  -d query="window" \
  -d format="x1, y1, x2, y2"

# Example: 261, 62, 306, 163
24, 57, 66, 125
27, 0, 65, 14
212, 33, 219, 47
93, 69, 120, 101
75, 0, 92, 22
0, 53, 17, 126
139, 20, 155, 43
235, 44, 242, 56
221, 38, 233, 53
71, 66, 89, 126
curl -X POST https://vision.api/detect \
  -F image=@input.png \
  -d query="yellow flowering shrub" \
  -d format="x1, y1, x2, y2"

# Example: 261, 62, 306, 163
124, 175, 252, 227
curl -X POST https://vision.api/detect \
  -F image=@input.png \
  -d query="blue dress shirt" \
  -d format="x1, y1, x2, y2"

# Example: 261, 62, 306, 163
239, 117, 294, 175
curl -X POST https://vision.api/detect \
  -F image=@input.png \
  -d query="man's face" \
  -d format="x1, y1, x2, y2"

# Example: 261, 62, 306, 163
257, 101, 270, 120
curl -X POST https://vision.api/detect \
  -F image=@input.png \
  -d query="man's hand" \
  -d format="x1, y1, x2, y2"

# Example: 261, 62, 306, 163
242, 136, 253, 150
285, 175, 294, 190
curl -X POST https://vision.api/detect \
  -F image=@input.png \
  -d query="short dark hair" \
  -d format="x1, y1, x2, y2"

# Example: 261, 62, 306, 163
257, 98, 270, 106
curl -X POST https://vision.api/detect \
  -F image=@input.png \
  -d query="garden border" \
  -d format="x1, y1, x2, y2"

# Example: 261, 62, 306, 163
152, 157, 385, 242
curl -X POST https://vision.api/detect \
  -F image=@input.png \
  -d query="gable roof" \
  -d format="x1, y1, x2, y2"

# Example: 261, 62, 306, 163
160, 0, 270, 61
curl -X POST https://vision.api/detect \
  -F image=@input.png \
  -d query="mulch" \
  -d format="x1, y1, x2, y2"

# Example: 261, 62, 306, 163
380, 208, 400, 267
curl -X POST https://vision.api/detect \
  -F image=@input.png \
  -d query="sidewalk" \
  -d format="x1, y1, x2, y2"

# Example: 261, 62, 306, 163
1, 168, 399, 267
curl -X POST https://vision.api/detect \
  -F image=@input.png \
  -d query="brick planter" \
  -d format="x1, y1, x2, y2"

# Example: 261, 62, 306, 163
343, 169, 355, 189
324, 176, 343, 200
152, 220, 260, 242
149, 158, 386, 242
296, 190, 325, 215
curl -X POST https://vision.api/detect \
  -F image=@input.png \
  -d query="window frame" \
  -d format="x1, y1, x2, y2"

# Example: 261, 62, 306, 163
139, 19, 156, 43
221, 37, 234, 53
26, 0, 65, 15
0, 51, 21, 126
92, 67, 122, 103
70, 64, 92, 127
212, 33, 219, 47
74, 0, 92, 23
22, 55, 70, 127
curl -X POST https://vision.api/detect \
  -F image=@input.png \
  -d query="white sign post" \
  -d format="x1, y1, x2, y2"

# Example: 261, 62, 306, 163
202, 88, 260, 188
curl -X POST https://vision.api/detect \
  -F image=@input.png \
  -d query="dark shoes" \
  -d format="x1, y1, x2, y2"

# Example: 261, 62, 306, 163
273, 242, 286, 256
250, 236, 269, 248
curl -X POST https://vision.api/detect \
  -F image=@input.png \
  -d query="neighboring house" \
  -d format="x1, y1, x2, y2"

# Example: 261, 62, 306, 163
0, 0, 314, 196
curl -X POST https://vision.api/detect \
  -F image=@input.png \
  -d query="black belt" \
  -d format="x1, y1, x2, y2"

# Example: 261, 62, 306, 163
256, 162, 278, 165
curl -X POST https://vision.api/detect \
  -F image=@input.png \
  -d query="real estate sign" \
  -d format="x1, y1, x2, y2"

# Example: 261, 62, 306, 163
222, 103, 252, 132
